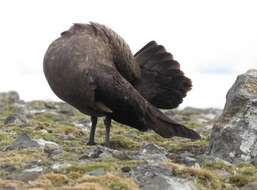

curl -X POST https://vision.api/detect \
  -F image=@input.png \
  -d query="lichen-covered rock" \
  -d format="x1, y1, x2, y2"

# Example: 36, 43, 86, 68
6, 133, 39, 150
208, 69, 257, 162
132, 164, 196, 190
135, 143, 168, 162
0, 91, 20, 104
4, 113, 27, 125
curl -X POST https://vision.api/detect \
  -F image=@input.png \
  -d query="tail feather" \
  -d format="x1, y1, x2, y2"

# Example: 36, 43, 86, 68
135, 41, 192, 109
146, 105, 200, 139
134, 41, 159, 57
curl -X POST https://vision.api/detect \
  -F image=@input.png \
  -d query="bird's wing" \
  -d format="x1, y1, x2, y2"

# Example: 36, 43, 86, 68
135, 41, 192, 109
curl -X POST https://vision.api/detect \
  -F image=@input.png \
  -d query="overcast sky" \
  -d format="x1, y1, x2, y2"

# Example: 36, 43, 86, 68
0, 0, 256, 108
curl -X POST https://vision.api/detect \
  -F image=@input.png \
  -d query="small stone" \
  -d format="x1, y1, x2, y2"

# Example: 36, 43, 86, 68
1, 164, 17, 173
12, 171, 41, 182
44, 143, 62, 156
88, 168, 106, 176
57, 103, 75, 116
35, 139, 59, 147
176, 151, 197, 165
121, 166, 131, 173
112, 150, 130, 160
6, 133, 39, 150
88, 146, 104, 158
4, 114, 27, 125
240, 181, 257, 190
79, 154, 89, 160
135, 143, 168, 162
141, 143, 167, 155
51, 162, 71, 171
59, 134, 75, 140
23, 166, 43, 173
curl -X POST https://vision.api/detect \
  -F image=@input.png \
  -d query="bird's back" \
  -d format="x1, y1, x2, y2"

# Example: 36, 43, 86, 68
43, 23, 140, 115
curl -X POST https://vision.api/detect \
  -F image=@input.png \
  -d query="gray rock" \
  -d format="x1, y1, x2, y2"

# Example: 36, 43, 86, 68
80, 145, 105, 159
23, 166, 43, 173
0, 164, 17, 173
133, 164, 196, 190
135, 143, 168, 162
43, 143, 63, 157
51, 162, 71, 171
208, 69, 257, 162
111, 150, 130, 160
6, 133, 39, 150
3, 101, 28, 126
4, 113, 27, 125
58, 134, 75, 140
56, 103, 75, 116
7, 171, 41, 182
88, 146, 104, 158
176, 151, 198, 166
127, 143, 197, 190
0, 91, 20, 104
240, 182, 257, 190
121, 166, 131, 173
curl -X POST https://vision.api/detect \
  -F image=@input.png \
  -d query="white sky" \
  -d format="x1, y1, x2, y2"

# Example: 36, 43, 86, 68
0, 0, 256, 108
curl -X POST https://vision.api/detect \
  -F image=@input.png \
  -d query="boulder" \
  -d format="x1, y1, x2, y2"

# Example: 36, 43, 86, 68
208, 69, 257, 162
132, 164, 196, 190
6, 133, 39, 150
0, 91, 20, 104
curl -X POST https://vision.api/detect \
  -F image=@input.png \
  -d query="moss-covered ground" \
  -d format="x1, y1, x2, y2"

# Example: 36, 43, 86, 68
0, 99, 256, 189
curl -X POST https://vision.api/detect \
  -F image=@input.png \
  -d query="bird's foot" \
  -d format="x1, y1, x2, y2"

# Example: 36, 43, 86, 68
87, 141, 97, 146
104, 142, 111, 148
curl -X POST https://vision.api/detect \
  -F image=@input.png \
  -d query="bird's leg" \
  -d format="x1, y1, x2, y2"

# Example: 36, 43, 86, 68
104, 116, 111, 147
87, 116, 98, 145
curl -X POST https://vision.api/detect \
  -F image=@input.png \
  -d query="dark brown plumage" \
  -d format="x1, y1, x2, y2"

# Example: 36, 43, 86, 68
43, 22, 200, 147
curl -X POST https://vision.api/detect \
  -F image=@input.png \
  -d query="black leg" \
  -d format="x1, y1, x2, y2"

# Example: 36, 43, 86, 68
104, 116, 111, 147
87, 116, 97, 145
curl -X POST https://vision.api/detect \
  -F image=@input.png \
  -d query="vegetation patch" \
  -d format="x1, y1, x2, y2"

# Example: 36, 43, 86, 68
166, 162, 223, 190
77, 174, 139, 190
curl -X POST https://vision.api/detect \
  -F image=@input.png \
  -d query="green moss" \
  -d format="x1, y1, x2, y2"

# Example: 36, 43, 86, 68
186, 121, 202, 129
109, 181, 133, 190
63, 161, 118, 178
160, 138, 208, 154
31, 112, 64, 123
229, 175, 257, 187
27, 100, 47, 110
78, 174, 139, 190
237, 163, 257, 176
110, 135, 140, 150
0, 132, 14, 149
166, 162, 223, 190
0, 148, 46, 169
203, 161, 235, 174
0, 104, 17, 124
40, 172, 71, 187
140, 132, 164, 144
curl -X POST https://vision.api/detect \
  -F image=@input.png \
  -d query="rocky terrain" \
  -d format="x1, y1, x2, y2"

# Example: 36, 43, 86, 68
0, 70, 257, 190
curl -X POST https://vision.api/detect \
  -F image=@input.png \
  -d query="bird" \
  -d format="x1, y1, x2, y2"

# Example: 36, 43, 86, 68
43, 22, 200, 147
